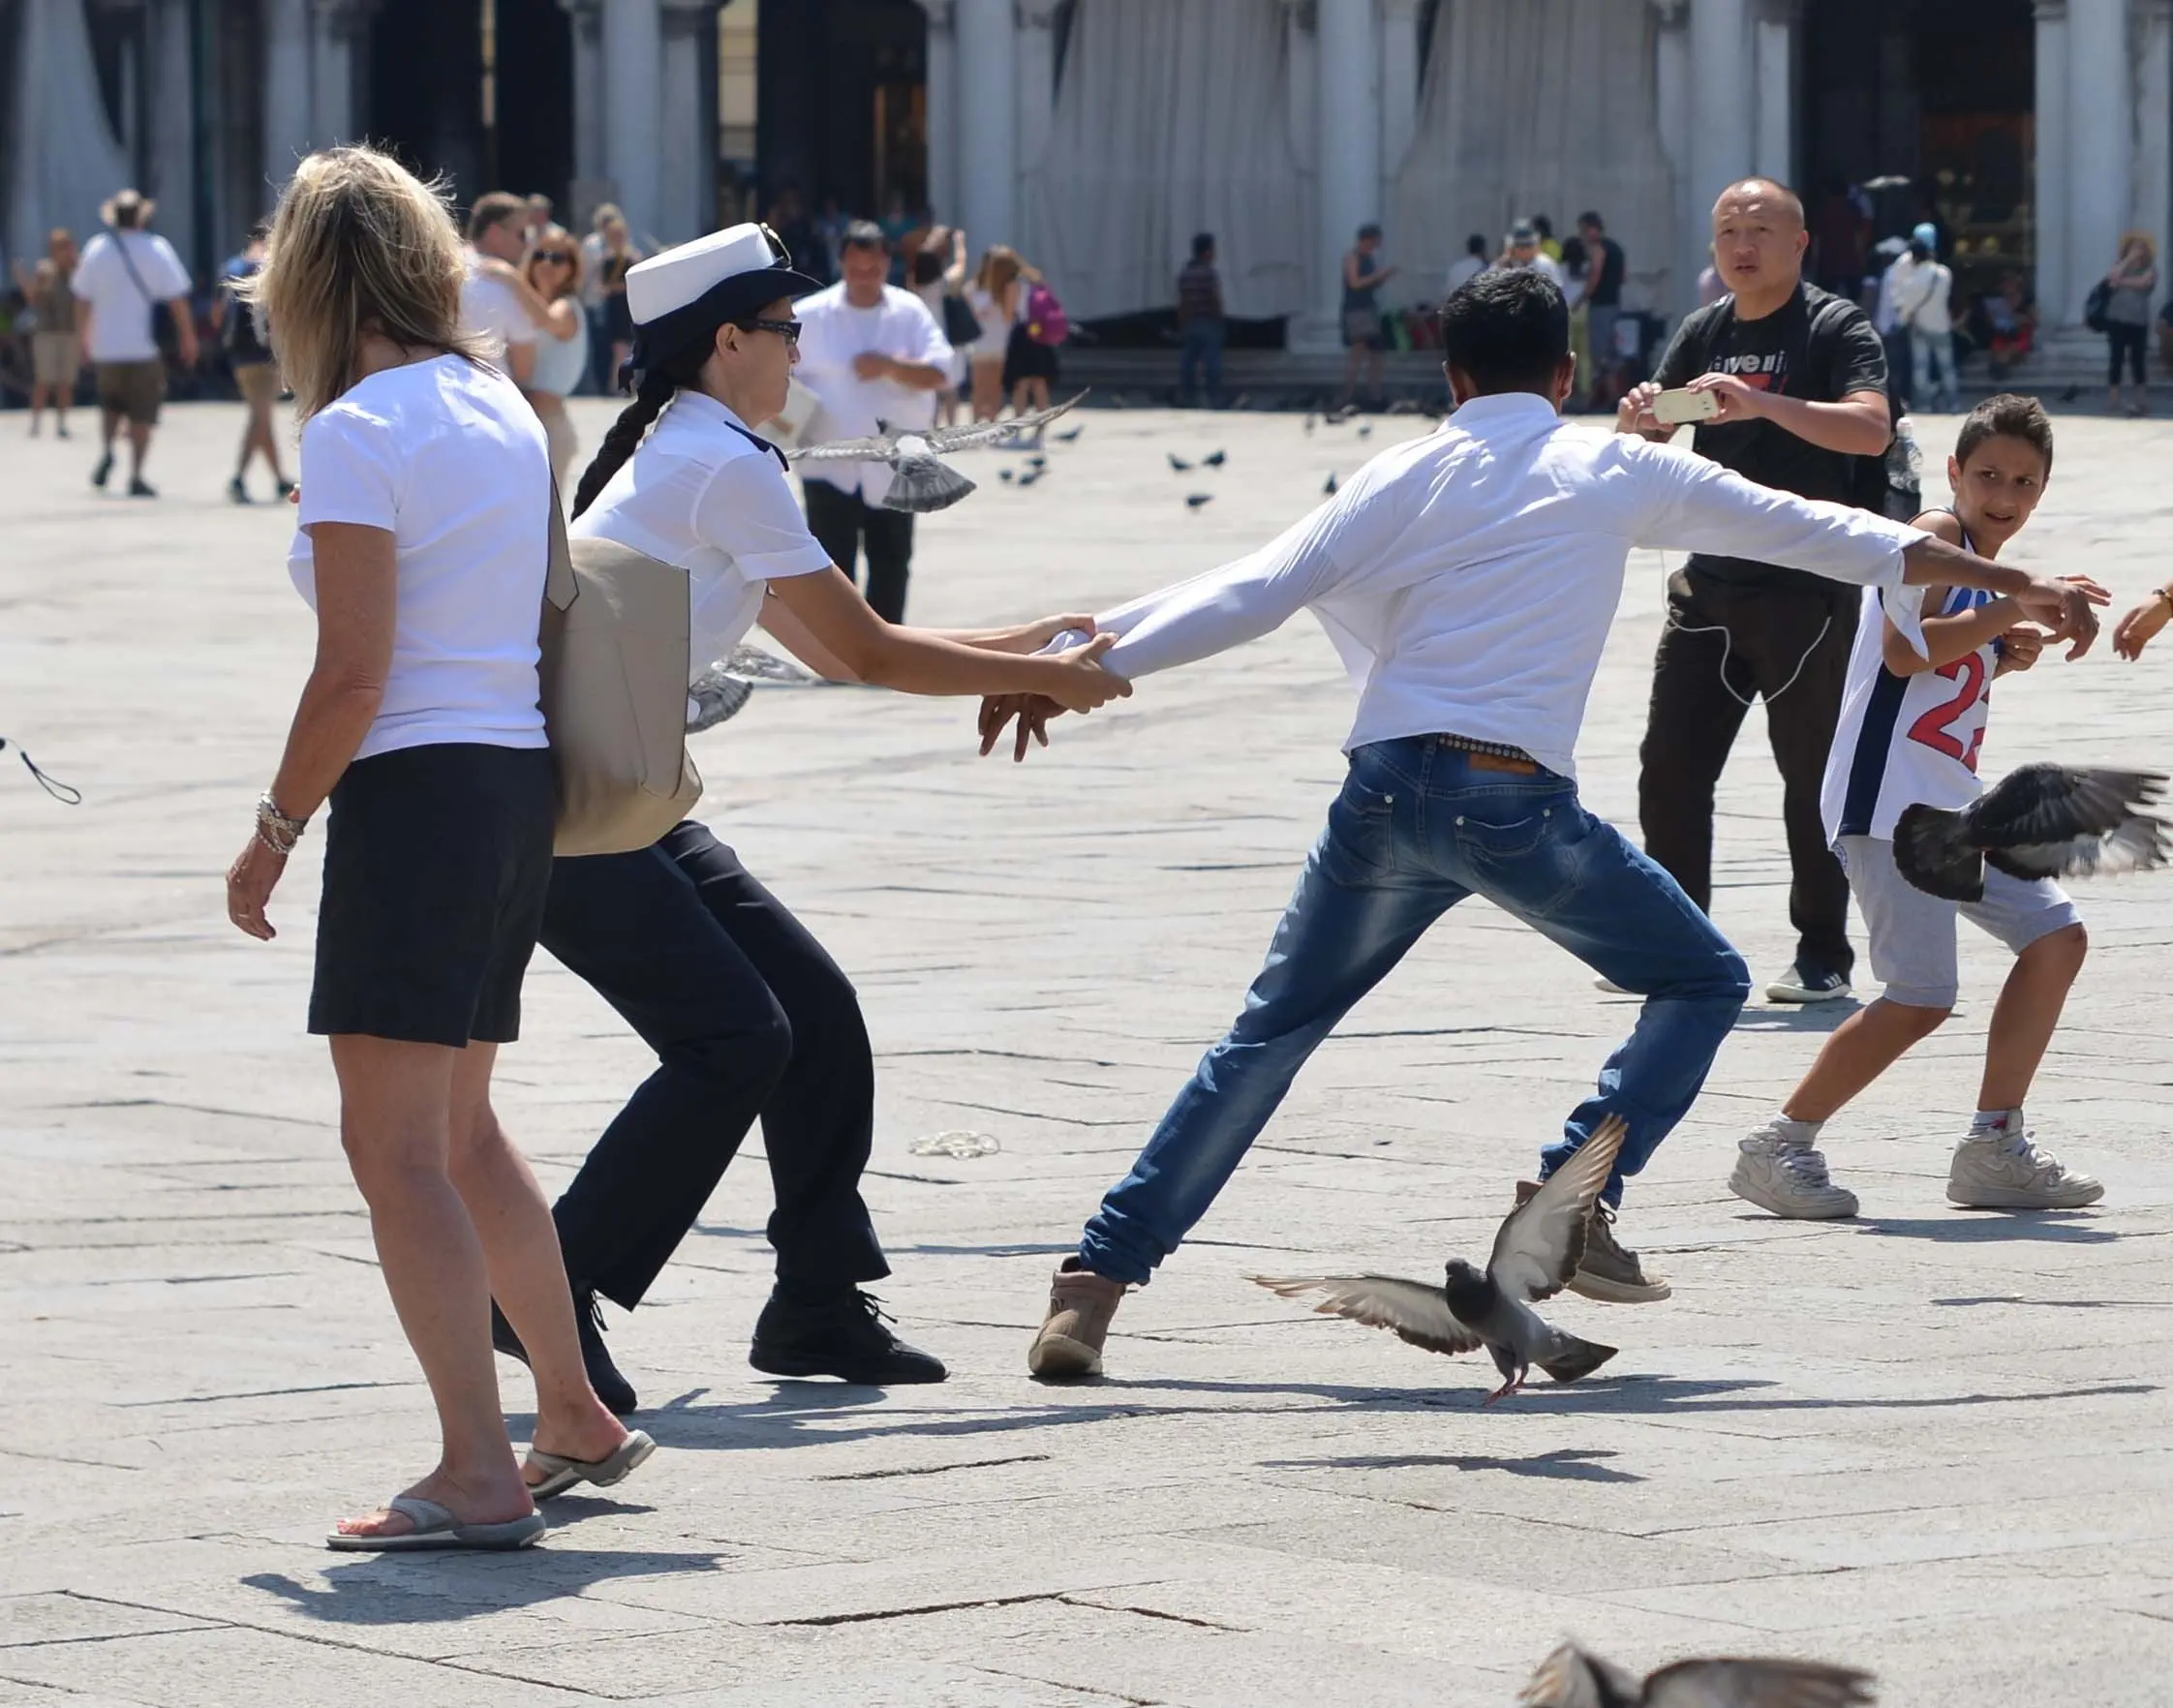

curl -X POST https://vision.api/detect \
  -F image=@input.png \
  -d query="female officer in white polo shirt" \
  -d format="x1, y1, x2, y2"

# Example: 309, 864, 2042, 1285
486, 225, 1125, 1409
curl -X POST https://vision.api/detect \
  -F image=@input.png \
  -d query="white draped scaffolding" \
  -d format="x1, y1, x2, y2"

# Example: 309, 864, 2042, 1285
1392, 0, 1676, 309
4, 0, 133, 274
1017, 0, 1309, 321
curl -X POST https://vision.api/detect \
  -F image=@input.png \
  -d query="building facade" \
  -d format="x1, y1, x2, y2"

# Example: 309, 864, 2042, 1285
0, 0, 2157, 344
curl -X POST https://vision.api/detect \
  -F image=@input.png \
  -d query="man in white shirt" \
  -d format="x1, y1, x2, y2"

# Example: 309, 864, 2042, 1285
792, 220, 955, 621
1496, 220, 1566, 290
460, 191, 540, 386
71, 189, 199, 497
1887, 224, 1958, 412
1444, 233, 1488, 298
1015, 267, 2104, 1381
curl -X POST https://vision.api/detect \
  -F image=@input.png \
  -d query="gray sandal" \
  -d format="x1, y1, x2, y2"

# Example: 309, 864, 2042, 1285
325, 1493, 545, 1552
524, 1427, 657, 1501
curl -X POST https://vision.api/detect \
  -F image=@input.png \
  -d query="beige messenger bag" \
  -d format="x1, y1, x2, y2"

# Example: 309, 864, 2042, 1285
537, 493, 704, 856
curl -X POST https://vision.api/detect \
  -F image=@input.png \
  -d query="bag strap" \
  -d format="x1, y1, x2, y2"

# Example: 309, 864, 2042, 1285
110, 229, 163, 313
546, 476, 577, 614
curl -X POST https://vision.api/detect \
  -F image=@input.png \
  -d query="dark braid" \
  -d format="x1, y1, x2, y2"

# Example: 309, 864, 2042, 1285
569, 366, 680, 519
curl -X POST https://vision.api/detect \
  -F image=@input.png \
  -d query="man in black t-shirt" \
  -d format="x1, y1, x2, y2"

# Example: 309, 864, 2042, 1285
1576, 211, 1626, 402
1618, 178, 1893, 1004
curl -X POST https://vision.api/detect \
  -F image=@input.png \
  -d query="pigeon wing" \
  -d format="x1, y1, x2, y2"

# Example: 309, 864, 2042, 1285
1487, 1115, 1628, 1304
1519, 1641, 1641, 1707
881, 457, 977, 513
1964, 765, 2168, 864
1247, 1274, 1483, 1357
922, 389, 1088, 453
787, 432, 903, 463
1640, 1658, 1877, 1708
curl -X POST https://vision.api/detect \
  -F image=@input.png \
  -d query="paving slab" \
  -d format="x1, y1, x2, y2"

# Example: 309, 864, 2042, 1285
5, 400, 2173, 1704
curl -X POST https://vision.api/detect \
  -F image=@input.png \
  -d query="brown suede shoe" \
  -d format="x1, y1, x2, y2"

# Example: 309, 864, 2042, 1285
1027, 1258, 1126, 1380
1515, 1180, 1671, 1303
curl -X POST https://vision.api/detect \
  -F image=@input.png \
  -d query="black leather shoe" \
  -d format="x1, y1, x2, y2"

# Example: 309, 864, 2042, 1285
749, 1290, 949, 1385
491, 1288, 639, 1417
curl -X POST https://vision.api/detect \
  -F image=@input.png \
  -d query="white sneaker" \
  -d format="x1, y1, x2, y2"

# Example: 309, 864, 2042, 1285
1729, 1123, 1859, 1218
1947, 1120, 2104, 1209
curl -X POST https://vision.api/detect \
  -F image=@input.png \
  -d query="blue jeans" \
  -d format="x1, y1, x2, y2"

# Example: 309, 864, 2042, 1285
1178, 320, 1225, 404
1077, 738, 1751, 1285
1911, 328, 1958, 410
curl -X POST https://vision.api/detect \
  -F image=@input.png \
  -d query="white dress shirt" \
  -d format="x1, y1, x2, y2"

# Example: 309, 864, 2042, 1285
569, 389, 834, 684
1086, 392, 1928, 778
792, 282, 954, 505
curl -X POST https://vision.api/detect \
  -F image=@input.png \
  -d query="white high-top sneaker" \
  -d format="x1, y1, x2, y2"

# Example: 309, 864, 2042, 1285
1729, 1120, 1859, 1218
1947, 1113, 2104, 1209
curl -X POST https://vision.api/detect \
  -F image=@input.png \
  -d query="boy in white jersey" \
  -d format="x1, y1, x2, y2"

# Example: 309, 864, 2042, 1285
1731, 395, 2104, 1217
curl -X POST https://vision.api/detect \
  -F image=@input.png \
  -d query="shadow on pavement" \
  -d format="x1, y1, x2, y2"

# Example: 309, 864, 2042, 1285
1731, 1001, 1862, 1034
1256, 1447, 1641, 1482
1855, 1213, 2118, 1244
243, 1544, 728, 1623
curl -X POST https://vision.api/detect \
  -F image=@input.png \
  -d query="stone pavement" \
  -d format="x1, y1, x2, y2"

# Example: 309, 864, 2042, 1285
4, 399, 2173, 1708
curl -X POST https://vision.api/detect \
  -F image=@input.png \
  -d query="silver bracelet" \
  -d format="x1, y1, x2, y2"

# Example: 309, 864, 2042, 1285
255, 792, 308, 856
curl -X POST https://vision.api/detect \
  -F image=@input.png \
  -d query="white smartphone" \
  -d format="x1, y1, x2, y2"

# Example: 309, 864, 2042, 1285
1652, 387, 1724, 426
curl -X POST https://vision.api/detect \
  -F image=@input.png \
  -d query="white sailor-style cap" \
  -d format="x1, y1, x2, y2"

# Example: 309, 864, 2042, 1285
617, 223, 821, 384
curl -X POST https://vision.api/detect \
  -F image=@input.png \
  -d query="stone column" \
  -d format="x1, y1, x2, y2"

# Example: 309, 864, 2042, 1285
956, 0, 1017, 249
602, 0, 664, 242
1316, 0, 1379, 328
2066, 0, 2128, 324
1752, 0, 1796, 187
1650, 0, 1695, 315
263, 0, 314, 196
658, 0, 717, 244
1379, 0, 1422, 201
2137, 0, 2173, 310
144, 0, 196, 266
2035, 2, 2068, 323
312, 1, 369, 147
1687, 0, 1753, 239
916, 1, 959, 223
1016, 0, 1064, 195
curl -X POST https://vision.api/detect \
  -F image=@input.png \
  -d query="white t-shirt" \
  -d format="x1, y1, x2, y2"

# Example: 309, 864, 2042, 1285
1444, 256, 1485, 296
461, 251, 539, 360
72, 230, 192, 362
792, 282, 955, 503
1081, 393, 1928, 778
568, 389, 834, 683
1888, 254, 1954, 337
289, 356, 552, 761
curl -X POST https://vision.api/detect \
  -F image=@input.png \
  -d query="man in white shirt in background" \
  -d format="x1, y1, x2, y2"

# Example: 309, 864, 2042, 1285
71, 188, 199, 497
1887, 222, 1958, 412
791, 220, 954, 622
1443, 233, 1488, 298
1015, 266, 2105, 1382
461, 191, 539, 386
1496, 219, 1565, 290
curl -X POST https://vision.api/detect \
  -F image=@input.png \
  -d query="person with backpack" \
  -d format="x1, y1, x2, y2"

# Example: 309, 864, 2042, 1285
70, 189, 198, 498
1886, 224, 1958, 413
214, 225, 293, 503
1618, 177, 1893, 1007
1003, 250, 1065, 425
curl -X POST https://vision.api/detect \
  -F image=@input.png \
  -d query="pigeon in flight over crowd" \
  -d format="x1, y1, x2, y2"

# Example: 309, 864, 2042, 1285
1893, 764, 2170, 901
785, 392, 1085, 513
1519, 1641, 1875, 1708
1251, 1116, 1627, 1402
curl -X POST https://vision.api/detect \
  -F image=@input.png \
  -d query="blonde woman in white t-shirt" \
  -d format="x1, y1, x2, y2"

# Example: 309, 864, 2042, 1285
225, 145, 650, 1553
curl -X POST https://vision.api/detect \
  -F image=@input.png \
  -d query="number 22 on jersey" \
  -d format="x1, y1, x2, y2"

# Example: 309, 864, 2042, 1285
1908, 652, 1990, 772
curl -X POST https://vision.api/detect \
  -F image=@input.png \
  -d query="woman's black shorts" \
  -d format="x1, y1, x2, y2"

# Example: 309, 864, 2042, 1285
1001, 323, 1059, 391
309, 742, 556, 1048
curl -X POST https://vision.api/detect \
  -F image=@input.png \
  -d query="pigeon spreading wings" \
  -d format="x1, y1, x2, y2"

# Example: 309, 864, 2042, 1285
1520, 1641, 1876, 1708
785, 391, 1087, 513
1250, 1115, 1626, 1399
1893, 763, 2171, 901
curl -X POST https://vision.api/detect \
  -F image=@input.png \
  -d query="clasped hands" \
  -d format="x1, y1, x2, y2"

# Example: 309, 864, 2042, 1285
973, 614, 1126, 763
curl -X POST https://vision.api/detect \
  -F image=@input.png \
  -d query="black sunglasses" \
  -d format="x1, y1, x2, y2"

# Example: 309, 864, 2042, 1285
738, 317, 802, 347
534, 249, 576, 265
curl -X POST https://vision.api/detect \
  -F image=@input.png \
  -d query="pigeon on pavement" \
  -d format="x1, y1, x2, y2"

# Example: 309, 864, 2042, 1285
1323, 473, 1338, 495
1167, 452, 1194, 472
1203, 449, 1227, 467
1185, 492, 1213, 509
1519, 1641, 1875, 1708
785, 392, 1085, 513
1893, 764, 2171, 901
1250, 1116, 1627, 1402
1017, 468, 1044, 488
1055, 424, 1084, 442
1358, 422, 1373, 438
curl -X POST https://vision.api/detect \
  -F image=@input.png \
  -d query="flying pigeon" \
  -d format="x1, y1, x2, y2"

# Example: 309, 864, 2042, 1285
1168, 452, 1194, 472
1055, 424, 1085, 442
1893, 764, 2171, 901
686, 665, 752, 733
1250, 1116, 1627, 1403
1203, 449, 1227, 467
1519, 1641, 1875, 1708
785, 392, 1086, 513
1323, 473, 1339, 495
1185, 492, 1214, 509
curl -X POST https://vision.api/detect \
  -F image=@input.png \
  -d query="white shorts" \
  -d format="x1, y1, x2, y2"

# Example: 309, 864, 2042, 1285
1836, 835, 2080, 1010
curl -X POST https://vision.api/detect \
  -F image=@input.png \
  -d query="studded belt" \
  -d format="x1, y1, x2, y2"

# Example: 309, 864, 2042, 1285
1431, 731, 1539, 766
